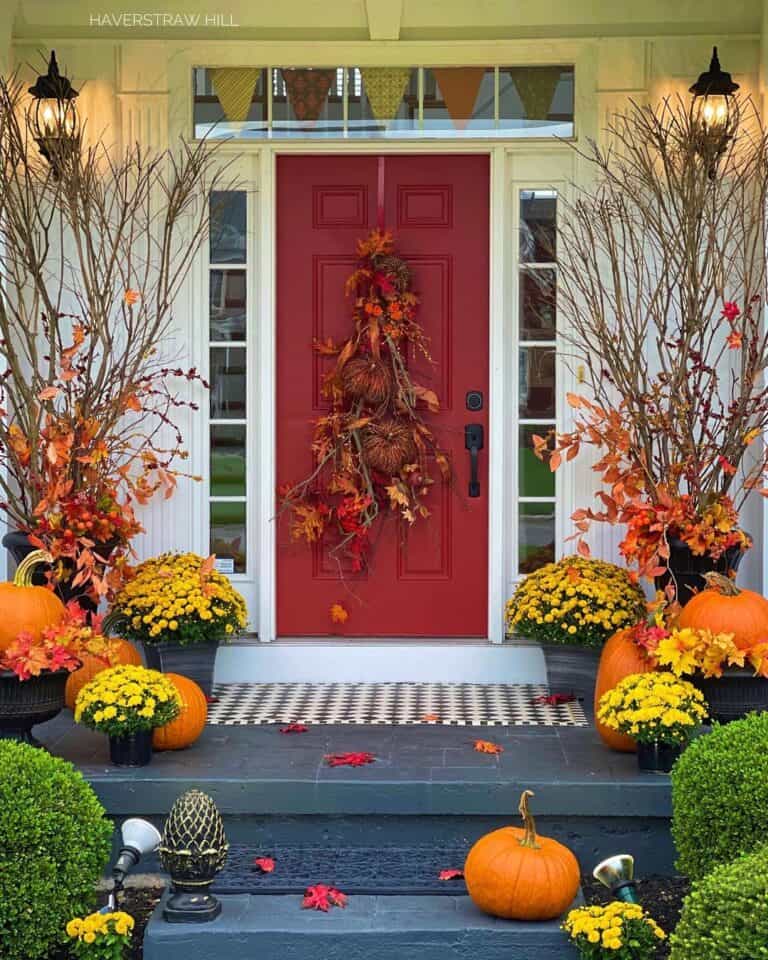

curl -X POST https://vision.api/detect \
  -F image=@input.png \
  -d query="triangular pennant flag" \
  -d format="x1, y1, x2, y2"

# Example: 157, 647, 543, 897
361, 67, 412, 121
433, 67, 486, 128
282, 69, 335, 123
507, 67, 563, 121
210, 68, 260, 122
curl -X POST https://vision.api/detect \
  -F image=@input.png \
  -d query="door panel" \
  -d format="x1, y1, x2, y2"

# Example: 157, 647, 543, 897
276, 155, 489, 636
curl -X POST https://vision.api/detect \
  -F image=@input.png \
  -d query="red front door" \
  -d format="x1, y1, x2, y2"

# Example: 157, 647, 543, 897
276, 155, 489, 637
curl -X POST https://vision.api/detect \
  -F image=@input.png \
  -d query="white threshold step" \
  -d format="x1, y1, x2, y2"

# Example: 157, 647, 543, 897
214, 641, 546, 684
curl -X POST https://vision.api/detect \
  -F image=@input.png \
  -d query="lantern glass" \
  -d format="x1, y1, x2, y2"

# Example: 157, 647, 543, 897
32, 96, 78, 140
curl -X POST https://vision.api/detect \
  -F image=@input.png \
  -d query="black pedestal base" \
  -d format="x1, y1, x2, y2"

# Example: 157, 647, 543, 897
163, 891, 222, 923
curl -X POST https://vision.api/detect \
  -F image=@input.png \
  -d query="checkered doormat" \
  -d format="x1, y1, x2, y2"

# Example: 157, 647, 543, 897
207, 683, 588, 727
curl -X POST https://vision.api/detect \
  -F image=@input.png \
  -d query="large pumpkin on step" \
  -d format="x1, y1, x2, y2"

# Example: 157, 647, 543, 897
0, 550, 66, 651
464, 789, 580, 921
65, 639, 142, 709
677, 573, 768, 650
594, 627, 655, 752
152, 673, 207, 751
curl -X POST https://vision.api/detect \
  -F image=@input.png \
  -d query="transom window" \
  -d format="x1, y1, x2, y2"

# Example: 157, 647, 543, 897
193, 66, 574, 139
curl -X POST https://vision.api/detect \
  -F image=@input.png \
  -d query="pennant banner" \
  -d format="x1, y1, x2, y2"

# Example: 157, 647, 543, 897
282, 68, 335, 123
507, 66, 563, 121
433, 67, 486, 127
211, 68, 260, 122
361, 67, 412, 121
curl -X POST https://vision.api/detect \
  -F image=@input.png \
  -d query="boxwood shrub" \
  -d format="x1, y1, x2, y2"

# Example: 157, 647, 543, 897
671, 713, 768, 879
0, 741, 113, 959
669, 844, 768, 960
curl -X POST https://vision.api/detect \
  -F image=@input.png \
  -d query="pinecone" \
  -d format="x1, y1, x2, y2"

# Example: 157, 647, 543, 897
376, 254, 411, 293
341, 356, 393, 406
362, 418, 416, 475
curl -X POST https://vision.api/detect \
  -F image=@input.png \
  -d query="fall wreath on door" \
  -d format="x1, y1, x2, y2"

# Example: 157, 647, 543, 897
278, 229, 450, 572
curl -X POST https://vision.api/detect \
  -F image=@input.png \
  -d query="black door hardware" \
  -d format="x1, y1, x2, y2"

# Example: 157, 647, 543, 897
464, 423, 484, 498
466, 390, 483, 412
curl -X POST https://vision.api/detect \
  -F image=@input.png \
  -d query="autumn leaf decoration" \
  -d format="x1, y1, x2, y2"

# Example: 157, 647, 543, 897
278, 230, 450, 571
473, 739, 504, 755
302, 884, 348, 912
324, 751, 376, 768
253, 856, 276, 873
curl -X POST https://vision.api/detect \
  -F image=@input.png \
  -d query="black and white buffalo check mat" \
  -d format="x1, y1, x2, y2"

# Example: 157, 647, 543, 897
207, 683, 588, 727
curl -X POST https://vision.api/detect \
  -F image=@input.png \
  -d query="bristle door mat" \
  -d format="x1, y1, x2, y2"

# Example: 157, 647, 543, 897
207, 682, 588, 726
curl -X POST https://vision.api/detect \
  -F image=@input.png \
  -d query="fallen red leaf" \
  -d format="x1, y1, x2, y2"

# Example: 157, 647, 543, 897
438, 869, 464, 881
324, 752, 376, 767
280, 722, 309, 734
473, 739, 504, 755
421, 713, 441, 723
532, 693, 578, 706
205, 695, 219, 705
302, 884, 348, 911
253, 856, 276, 873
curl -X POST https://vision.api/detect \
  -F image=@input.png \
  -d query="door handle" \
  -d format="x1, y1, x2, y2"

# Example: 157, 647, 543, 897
464, 423, 484, 498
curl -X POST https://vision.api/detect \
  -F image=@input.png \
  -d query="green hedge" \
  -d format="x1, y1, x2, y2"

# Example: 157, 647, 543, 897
0, 741, 113, 959
671, 713, 768, 879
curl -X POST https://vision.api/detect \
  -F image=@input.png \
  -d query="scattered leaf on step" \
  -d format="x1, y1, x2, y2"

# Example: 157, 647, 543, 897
280, 722, 309, 734
532, 693, 578, 706
324, 751, 376, 767
473, 739, 504, 755
302, 884, 348, 911
253, 856, 276, 873
438, 869, 464, 881
422, 713, 441, 723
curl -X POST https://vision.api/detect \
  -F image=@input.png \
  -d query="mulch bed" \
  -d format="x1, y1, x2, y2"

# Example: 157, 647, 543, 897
582, 874, 691, 958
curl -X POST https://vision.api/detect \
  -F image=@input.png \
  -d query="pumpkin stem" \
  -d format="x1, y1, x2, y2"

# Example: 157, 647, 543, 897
518, 789, 541, 849
13, 549, 54, 588
701, 572, 741, 597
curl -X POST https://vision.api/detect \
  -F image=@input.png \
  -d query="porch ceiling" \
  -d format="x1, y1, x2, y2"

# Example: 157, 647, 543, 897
9, 0, 764, 43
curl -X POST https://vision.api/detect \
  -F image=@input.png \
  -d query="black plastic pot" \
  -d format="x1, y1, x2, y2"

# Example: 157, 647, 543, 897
2, 530, 119, 613
693, 667, 768, 724
539, 643, 602, 705
654, 535, 747, 606
637, 740, 683, 774
0, 669, 68, 746
142, 640, 220, 697
109, 729, 153, 767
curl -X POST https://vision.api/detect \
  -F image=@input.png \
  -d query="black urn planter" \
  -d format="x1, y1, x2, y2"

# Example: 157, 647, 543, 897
2, 530, 119, 613
108, 729, 153, 767
637, 740, 683, 774
654, 535, 747, 606
539, 643, 602, 704
0, 669, 68, 746
142, 641, 220, 697
693, 667, 768, 724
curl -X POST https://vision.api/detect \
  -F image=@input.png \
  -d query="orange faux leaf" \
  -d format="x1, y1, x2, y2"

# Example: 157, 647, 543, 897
412, 384, 440, 413
330, 603, 349, 624
124, 289, 140, 305
38, 387, 60, 401
421, 713, 441, 723
473, 739, 504, 755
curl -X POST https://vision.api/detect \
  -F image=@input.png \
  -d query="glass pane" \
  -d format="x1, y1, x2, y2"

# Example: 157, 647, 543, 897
193, 68, 268, 139
519, 346, 556, 419
520, 191, 557, 262
519, 502, 555, 574
519, 426, 554, 498
422, 67, 495, 135
210, 425, 246, 497
210, 269, 246, 341
210, 501, 246, 574
348, 67, 418, 138
210, 191, 246, 264
499, 66, 574, 137
210, 347, 246, 419
519, 268, 556, 340
271, 67, 345, 138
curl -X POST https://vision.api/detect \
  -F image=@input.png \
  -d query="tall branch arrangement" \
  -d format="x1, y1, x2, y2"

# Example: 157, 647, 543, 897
279, 230, 449, 571
539, 97, 768, 579
0, 73, 235, 597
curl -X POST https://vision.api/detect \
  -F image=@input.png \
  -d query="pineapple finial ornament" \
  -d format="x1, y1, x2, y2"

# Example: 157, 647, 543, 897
159, 789, 229, 922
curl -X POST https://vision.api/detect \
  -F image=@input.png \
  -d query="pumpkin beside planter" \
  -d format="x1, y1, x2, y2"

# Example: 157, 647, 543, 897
594, 628, 655, 752
65, 639, 143, 709
152, 673, 207, 751
0, 550, 66, 651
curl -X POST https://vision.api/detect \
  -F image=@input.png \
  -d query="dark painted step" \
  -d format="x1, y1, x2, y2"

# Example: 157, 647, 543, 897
143, 893, 581, 960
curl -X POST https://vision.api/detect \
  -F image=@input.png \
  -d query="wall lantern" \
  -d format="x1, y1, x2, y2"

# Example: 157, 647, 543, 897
27, 50, 80, 175
689, 46, 739, 175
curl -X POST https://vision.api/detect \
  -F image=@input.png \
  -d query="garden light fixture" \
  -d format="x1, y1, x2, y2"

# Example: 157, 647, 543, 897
105, 818, 162, 910
27, 50, 80, 175
689, 46, 739, 176
593, 854, 639, 904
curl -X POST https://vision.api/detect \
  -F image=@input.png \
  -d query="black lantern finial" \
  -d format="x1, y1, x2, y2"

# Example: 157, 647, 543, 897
27, 50, 80, 175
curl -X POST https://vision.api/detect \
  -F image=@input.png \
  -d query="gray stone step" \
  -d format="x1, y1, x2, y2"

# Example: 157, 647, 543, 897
143, 893, 581, 960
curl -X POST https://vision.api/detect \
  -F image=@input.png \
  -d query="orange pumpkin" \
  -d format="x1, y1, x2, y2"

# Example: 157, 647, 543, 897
464, 789, 580, 921
65, 639, 142, 709
594, 628, 655, 752
677, 572, 768, 650
152, 673, 207, 751
0, 550, 66, 651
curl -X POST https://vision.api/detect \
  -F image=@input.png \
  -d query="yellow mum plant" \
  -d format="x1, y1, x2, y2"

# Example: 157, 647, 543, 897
506, 556, 646, 648
67, 911, 134, 959
597, 671, 707, 745
563, 901, 665, 959
110, 552, 247, 647
75, 665, 180, 737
